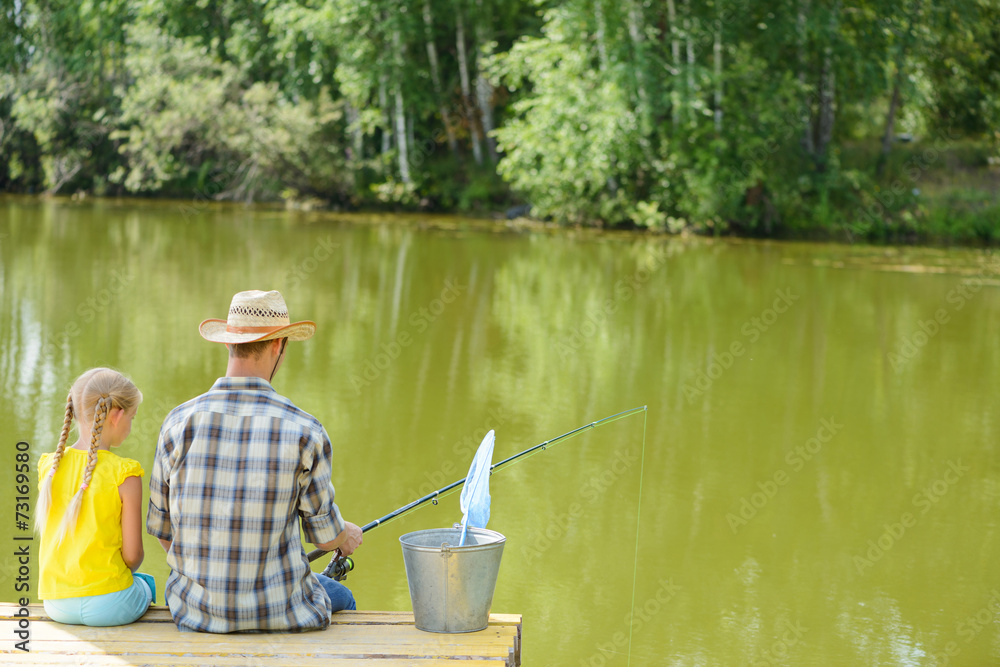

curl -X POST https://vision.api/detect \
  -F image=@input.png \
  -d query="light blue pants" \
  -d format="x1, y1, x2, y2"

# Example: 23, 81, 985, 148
44, 573, 154, 627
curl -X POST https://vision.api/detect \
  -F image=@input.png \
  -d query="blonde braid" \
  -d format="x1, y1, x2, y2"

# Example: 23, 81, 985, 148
55, 395, 110, 545
34, 392, 74, 535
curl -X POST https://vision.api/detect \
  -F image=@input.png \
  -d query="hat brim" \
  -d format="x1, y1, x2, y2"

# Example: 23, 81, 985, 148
199, 319, 316, 344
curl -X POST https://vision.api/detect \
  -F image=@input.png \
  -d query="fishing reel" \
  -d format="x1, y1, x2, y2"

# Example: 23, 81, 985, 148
322, 554, 355, 582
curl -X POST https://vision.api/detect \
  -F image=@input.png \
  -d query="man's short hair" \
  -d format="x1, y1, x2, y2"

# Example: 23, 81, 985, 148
229, 338, 283, 359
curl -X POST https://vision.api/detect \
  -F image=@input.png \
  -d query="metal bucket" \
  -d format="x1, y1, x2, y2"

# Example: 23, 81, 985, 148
399, 527, 506, 633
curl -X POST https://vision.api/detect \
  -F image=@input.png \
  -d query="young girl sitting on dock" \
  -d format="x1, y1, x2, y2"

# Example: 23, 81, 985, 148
35, 368, 155, 626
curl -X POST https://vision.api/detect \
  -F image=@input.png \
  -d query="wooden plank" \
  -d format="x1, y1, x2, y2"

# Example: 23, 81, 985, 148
2, 617, 517, 638
0, 604, 522, 627
511, 615, 522, 666
0, 604, 522, 667
4, 656, 505, 667
3, 627, 516, 661
5, 637, 513, 657
5, 640, 512, 660
2, 621, 517, 646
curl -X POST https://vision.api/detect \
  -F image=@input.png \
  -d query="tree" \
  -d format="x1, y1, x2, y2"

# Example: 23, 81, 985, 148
111, 22, 351, 202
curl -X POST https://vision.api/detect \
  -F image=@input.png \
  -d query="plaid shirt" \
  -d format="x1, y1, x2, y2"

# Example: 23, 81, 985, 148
146, 376, 345, 633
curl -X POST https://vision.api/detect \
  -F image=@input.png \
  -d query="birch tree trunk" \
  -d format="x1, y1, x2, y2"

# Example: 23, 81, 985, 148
877, 58, 904, 177
476, 74, 497, 164
628, 0, 654, 167
97, 13, 107, 99
456, 7, 483, 165
628, 2, 649, 110
877, 12, 914, 177
666, 0, 681, 129
408, 113, 416, 167
393, 30, 411, 183
713, 8, 723, 136
817, 54, 835, 168
594, 0, 610, 72
379, 74, 392, 157
684, 0, 695, 125
423, 0, 459, 155
345, 101, 364, 163
474, 0, 497, 163
798, 0, 815, 156
395, 86, 411, 183
816, 7, 838, 170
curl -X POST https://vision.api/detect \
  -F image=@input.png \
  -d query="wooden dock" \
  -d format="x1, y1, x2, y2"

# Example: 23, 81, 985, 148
1, 604, 521, 666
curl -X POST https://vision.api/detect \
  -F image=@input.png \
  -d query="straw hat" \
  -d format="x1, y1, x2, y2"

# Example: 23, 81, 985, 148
199, 290, 316, 344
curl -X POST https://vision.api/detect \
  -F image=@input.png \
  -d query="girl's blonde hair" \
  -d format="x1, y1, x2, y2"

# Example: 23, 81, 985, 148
35, 368, 143, 543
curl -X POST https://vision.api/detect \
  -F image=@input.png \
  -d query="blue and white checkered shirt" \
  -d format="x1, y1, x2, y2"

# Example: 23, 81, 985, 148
146, 376, 346, 633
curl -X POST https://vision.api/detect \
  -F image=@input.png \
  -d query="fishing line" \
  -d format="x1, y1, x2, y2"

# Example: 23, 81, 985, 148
625, 405, 649, 667
307, 406, 648, 573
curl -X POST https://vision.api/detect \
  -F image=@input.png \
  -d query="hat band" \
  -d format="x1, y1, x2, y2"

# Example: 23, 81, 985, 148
226, 324, 286, 334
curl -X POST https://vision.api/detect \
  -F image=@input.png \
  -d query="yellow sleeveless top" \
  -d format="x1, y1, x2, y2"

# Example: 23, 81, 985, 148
37, 448, 144, 599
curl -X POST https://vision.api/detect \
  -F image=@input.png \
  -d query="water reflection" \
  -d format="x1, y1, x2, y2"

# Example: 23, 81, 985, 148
1, 196, 997, 665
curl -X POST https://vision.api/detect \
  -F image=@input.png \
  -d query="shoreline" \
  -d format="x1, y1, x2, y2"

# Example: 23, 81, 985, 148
1, 191, 997, 250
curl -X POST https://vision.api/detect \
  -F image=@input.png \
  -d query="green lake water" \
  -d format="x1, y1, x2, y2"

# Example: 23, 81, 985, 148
1, 196, 998, 665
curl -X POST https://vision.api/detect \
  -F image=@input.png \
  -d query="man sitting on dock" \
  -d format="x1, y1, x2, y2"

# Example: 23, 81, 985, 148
146, 290, 363, 632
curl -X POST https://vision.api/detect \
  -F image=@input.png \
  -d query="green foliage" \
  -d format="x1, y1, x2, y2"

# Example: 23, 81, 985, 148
110, 23, 350, 202
109, 24, 243, 193
0, 0, 997, 242
7, 62, 113, 194
493, 7, 643, 226
919, 189, 1000, 243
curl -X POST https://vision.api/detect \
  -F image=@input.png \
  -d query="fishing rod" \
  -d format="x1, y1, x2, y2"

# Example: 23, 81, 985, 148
307, 405, 647, 579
